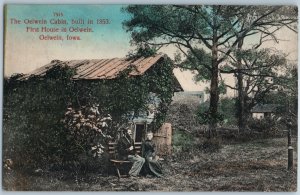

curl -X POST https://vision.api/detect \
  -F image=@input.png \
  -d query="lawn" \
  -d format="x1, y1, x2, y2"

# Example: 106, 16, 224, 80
3, 137, 297, 191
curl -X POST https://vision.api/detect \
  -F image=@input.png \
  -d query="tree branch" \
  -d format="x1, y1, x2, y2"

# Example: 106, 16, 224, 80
196, 32, 213, 49
174, 5, 213, 28
217, 19, 240, 39
185, 40, 212, 71
225, 84, 238, 90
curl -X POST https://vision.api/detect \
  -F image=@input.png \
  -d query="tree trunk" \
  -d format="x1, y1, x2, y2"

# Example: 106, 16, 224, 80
208, 60, 219, 138
207, 17, 219, 138
237, 72, 245, 132
236, 39, 245, 133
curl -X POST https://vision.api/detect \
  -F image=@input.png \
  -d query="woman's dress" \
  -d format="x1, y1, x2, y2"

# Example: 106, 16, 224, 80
142, 140, 163, 177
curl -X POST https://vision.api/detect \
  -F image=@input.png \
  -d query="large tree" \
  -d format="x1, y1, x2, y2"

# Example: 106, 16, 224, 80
262, 65, 298, 131
222, 48, 288, 124
123, 5, 297, 137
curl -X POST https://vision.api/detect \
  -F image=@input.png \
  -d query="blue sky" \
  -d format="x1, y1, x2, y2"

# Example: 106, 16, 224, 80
4, 4, 298, 77
5, 5, 134, 75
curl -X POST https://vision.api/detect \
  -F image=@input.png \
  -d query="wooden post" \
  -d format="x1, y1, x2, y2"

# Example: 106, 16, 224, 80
287, 128, 293, 170
288, 146, 293, 170
286, 99, 294, 170
288, 127, 292, 146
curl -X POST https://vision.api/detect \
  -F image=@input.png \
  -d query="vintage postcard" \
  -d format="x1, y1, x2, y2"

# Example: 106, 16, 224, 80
3, 4, 298, 191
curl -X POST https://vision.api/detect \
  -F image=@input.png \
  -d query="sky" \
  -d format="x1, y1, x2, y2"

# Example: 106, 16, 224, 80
4, 4, 133, 76
173, 26, 298, 100
4, 4, 298, 95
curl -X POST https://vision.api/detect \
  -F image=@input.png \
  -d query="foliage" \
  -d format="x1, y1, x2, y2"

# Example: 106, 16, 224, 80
144, 57, 175, 129
173, 128, 221, 158
219, 98, 237, 126
123, 5, 297, 136
126, 44, 158, 60
178, 48, 212, 82
62, 105, 113, 159
172, 129, 195, 160
197, 107, 224, 126
221, 47, 291, 130
3, 66, 75, 170
247, 118, 282, 137
3, 57, 175, 170
196, 98, 237, 126
197, 138, 222, 153
262, 66, 297, 133
218, 80, 227, 95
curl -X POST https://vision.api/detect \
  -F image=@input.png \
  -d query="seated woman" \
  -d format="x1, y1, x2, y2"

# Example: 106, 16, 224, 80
142, 131, 163, 177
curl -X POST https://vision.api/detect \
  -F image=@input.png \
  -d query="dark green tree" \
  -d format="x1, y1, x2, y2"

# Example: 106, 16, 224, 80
263, 65, 297, 131
123, 5, 297, 137
221, 48, 288, 127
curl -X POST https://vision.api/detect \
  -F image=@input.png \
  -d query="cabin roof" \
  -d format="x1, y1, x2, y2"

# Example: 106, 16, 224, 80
19, 54, 166, 80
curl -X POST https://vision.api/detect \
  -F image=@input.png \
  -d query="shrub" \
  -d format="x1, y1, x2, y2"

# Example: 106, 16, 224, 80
3, 67, 74, 170
196, 98, 237, 126
247, 118, 281, 137
219, 98, 238, 126
196, 137, 222, 153
3, 58, 175, 171
172, 129, 195, 159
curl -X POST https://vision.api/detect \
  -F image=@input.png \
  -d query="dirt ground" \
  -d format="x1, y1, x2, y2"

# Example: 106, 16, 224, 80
3, 137, 297, 192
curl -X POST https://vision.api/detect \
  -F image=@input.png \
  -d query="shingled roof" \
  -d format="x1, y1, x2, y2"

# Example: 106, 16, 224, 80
20, 54, 166, 80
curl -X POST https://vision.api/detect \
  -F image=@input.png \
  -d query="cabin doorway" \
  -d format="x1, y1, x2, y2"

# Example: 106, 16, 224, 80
134, 123, 146, 143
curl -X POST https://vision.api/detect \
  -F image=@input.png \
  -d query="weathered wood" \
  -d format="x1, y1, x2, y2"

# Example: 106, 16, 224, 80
153, 123, 172, 155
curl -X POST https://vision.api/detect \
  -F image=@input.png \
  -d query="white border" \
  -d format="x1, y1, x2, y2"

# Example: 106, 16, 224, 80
0, 1, 299, 195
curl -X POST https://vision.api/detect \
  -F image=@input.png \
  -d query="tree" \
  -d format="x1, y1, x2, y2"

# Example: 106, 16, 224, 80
220, 23, 296, 132
263, 65, 297, 132
215, 7, 296, 132
123, 5, 297, 137
222, 48, 288, 125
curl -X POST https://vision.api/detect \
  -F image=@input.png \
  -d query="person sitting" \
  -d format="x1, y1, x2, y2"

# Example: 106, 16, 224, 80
142, 131, 163, 177
117, 128, 145, 177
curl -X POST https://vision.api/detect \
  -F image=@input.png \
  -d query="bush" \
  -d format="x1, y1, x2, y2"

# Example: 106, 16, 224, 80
247, 118, 281, 137
219, 98, 238, 126
172, 129, 195, 159
3, 58, 175, 171
3, 75, 119, 170
3, 67, 74, 170
196, 138, 222, 153
196, 98, 237, 126
172, 129, 222, 160
62, 106, 113, 157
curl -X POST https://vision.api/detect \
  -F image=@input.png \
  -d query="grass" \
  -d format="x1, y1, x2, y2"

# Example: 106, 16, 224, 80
3, 137, 297, 191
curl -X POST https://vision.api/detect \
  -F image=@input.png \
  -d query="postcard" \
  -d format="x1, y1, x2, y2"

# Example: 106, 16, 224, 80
3, 4, 298, 191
